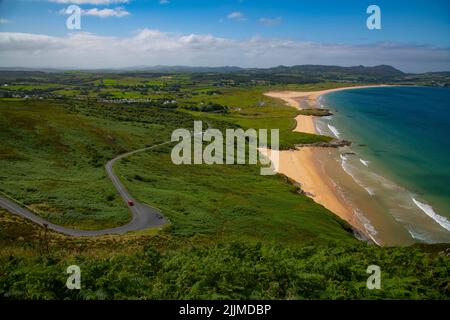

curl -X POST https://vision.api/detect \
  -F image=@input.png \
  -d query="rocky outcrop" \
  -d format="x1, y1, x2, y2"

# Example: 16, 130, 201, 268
298, 108, 333, 117
295, 139, 352, 148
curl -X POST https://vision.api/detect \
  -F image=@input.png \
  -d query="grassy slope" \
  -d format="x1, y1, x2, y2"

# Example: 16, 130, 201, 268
0, 99, 192, 229
117, 148, 353, 245
0, 97, 351, 244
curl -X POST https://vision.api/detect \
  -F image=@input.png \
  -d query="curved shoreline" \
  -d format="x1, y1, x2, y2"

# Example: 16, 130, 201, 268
265, 85, 394, 135
263, 85, 394, 243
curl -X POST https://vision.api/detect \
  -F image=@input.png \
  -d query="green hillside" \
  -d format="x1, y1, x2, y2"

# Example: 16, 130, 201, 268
0, 72, 448, 299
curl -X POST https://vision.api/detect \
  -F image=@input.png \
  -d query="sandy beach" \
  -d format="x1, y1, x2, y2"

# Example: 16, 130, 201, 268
265, 85, 392, 135
262, 85, 392, 238
260, 146, 354, 223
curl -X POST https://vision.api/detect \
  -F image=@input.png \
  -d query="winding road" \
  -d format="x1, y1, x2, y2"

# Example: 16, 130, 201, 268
0, 140, 175, 237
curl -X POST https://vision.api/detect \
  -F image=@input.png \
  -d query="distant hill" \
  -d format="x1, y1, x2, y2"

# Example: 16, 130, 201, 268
118, 64, 407, 83
0, 64, 407, 76
184, 64, 407, 83
122, 64, 406, 78
261, 64, 405, 77
0, 64, 448, 86
123, 65, 244, 73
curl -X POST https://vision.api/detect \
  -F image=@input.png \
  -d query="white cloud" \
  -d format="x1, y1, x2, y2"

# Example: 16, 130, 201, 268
50, 0, 129, 4
83, 7, 130, 17
0, 30, 449, 72
58, 6, 130, 17
159, 0, 170, 4
0, 18, 11, 24
259, 17, 282, 26
227, 12, 245, 21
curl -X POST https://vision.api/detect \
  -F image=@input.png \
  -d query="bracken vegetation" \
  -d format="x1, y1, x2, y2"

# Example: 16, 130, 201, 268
0, 210, 449, 300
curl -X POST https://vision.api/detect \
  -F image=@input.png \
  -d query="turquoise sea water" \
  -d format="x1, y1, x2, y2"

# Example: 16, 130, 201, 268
318, 86, 450, 243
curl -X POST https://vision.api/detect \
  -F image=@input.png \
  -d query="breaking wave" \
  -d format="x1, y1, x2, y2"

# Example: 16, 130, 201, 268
359, 158, 369, 167
327, 124, 340, 138
412, 198, 450, 231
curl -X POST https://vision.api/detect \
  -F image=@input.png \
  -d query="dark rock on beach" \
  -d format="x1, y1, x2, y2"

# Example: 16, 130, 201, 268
296, 139, 352, 148
298, 108, 333, 117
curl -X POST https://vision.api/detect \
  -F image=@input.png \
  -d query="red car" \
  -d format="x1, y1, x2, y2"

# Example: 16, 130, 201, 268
127, 200, 135, 206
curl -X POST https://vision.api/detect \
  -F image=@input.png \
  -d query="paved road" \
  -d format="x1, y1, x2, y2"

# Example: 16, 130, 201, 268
0, 140, 173, 237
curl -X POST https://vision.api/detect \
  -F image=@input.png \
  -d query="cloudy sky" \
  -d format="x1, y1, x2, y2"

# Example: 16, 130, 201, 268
0, 0, 449, 72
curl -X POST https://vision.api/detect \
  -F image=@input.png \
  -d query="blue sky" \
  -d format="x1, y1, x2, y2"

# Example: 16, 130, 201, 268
0, 0, 449, 71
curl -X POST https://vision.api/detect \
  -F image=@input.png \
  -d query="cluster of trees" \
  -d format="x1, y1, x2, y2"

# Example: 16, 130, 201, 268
185, 102, 228, 113
0, 87, 63, 98
190, 90, 223, 96
0, 91, 14, 98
